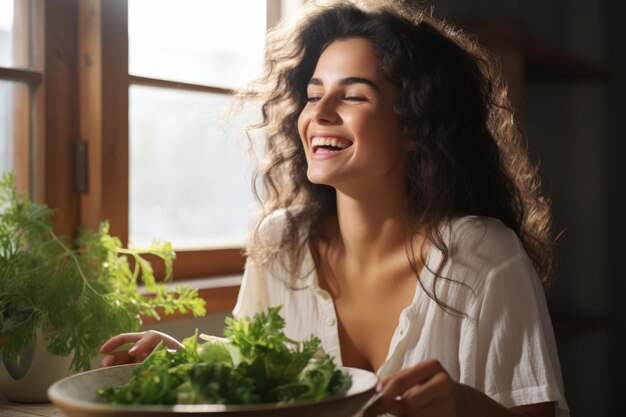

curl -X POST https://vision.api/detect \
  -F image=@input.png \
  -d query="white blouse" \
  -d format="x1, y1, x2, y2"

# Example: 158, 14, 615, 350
233, 211, 569, 415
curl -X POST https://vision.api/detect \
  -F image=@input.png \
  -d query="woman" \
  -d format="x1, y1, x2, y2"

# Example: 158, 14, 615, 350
100, 1, 569, 416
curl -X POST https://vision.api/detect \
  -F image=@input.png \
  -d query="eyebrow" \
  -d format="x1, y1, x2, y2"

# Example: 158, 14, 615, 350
307, 77, 380, 91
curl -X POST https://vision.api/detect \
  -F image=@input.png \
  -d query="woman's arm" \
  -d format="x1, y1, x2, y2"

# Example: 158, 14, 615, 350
363, 359, 555, 417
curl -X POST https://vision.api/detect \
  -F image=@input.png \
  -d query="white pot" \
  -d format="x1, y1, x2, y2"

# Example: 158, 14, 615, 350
0, 331, 74, 403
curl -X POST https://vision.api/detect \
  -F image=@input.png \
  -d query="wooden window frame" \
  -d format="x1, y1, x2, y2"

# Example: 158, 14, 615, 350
84, 0, 271, 280
74, 1, 286, 316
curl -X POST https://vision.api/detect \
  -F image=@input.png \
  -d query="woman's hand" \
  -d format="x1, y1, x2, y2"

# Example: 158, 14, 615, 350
99, 330, 183, 367
363, 359, 554, 417
363, 359, 470, 417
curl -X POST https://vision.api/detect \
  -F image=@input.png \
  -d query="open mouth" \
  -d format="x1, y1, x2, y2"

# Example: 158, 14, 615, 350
311, 137, 353, 154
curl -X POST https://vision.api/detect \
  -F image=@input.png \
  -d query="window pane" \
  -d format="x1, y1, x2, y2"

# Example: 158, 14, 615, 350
0, 81, 15, 173
129, 85, 259, 249
0, 0, 41, 70
0, 80, 28, 182
128, 0, 266, 89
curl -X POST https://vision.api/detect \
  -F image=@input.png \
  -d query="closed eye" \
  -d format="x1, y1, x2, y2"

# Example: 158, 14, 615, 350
305, 95, 367, 103
344, 96, 367, 102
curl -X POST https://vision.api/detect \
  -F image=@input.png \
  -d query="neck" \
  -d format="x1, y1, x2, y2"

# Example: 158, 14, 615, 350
328, 179, 408, 266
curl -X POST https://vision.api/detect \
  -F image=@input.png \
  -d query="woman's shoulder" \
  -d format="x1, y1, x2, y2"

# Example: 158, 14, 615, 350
254, 206, 305, 247
255, 208, 290, 245
247, 207, 315, 288
445, 215, 525, 270
432, 216, 535, 307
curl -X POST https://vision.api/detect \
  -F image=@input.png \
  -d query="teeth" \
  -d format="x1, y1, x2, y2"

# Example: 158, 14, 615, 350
311, 137, 350, 149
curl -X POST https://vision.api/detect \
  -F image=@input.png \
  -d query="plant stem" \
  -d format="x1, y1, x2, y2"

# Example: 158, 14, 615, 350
40, 222, 106, 299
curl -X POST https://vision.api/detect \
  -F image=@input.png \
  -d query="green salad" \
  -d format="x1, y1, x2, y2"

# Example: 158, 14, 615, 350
99, 306, 351, 405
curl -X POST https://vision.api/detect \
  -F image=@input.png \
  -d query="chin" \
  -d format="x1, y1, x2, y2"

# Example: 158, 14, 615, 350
307, 172, 333, 186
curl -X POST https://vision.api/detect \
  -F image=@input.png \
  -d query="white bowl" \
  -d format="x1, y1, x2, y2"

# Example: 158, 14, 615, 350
48, 364, 378, 417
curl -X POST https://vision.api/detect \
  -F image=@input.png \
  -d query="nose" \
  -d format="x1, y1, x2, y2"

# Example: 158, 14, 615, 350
311, 96, 339, 124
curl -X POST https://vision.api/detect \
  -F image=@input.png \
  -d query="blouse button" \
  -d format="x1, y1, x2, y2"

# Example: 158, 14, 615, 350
399, 328, 406, 337
326, 317, 336, 326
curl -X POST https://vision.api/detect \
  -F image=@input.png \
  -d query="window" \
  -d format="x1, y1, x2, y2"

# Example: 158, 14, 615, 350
127, 0, 265, 250
0, 0, 43, 196
79, 0, 288, 281
2, 0, 84, 238
0, 0, 301, 315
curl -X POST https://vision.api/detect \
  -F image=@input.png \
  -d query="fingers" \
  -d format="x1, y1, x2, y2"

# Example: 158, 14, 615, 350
99, 351, 133, 368
99, 332, 147, 355
127, 331, 164, 357
385, 372, 452, 417
378, 358, 444, 393
99, 330, 183, 368
100, 356, 115, 368
363, 359, 450, 417
135, 330, 184, 351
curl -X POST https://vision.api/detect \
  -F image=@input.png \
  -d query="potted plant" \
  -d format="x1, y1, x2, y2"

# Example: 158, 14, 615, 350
0, 172, 207, 401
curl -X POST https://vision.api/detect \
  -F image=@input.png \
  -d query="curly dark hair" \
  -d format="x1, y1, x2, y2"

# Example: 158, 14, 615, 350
244, 0, 556, 305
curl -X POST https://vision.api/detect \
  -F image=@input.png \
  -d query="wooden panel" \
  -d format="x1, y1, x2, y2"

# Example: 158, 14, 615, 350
32, 0, 45, 203
0, 67, 42, 83
143, 248, 246, 280
173, 248, 246, 279
44, 0, 80, 239
78, 0, 103, 232
11, 82, 29, 193
267, 0, 281, 29
32, 0, 45, 72
32, 80, 46, 204
11, 0, 29, 69
100, 0, 129, 243
129, 75, 234, 95
7, 0, 30, 192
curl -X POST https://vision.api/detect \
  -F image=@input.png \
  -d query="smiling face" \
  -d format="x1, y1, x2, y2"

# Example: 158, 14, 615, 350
297, 37, 408, 191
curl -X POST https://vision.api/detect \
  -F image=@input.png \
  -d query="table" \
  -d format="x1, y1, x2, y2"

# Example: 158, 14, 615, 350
0, 396, 64, 417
